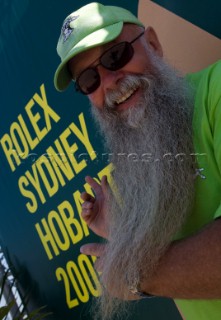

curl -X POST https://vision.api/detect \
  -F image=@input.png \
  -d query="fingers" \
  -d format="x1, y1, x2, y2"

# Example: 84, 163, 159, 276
80, 175, 109, 237
80, 191, 95, 203
80, 243, 106, 257
80, 175, 108, 209
82, 201, 93, 209
101, 175, 109, 195
80, 192, 95, 221
85, 175, 109, 197
85, 176, 102, 197
81, 206, 94, 223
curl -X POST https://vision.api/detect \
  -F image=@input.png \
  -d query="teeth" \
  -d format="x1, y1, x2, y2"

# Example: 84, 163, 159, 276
115, 87, 138, 105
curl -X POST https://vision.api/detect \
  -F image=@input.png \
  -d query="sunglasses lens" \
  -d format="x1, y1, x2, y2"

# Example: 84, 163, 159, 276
76, 68, 100, 95
75, 42, 134, 95
101, 42, 134, 71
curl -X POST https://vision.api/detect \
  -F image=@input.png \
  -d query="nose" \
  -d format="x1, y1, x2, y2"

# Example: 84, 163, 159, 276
98, 65, 124, 92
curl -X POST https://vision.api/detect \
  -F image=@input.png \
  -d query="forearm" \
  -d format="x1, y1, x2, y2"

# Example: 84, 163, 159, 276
141, 218, 221, 299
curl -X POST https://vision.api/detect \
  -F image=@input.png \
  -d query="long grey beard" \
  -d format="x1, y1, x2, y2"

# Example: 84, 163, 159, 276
90, 57, 195, 320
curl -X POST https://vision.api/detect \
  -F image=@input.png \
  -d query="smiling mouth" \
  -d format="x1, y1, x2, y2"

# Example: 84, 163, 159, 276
115, 85, 139, 106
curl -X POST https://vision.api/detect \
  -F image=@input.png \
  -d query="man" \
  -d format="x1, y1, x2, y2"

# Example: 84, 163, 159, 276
54, 2, 221, 320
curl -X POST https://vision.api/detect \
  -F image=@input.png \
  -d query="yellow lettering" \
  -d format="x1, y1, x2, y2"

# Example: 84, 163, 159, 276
10, 122, 29, 159
56, 267, 79, 308
25, 164, 46, 204
25, 98, 48, 142
60, 128, 87, 174
18, 176, 38, 213
47, 140, 75, 187
58, 200, 83, 244
78, 254, 101, 297
0, 134, 20, 171
67, 261, 89, 303
69, 113, 96, 160
36, 155, 59, 198
18, 106, 39, 150
35, 219, 59, 260
48, 210, 70, 251
33, 84, 60, 132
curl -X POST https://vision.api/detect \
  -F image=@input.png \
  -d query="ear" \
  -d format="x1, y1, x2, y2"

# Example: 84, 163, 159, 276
144, 26, 163, 57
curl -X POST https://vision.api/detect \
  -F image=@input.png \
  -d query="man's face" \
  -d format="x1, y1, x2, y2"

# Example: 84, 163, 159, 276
68, 24, 163, 112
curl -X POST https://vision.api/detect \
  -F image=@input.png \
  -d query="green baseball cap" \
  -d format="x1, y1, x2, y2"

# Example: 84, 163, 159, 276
54, 2, 144, 91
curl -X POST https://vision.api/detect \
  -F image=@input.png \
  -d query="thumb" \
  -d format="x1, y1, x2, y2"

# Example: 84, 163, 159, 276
80, 243, 106, 257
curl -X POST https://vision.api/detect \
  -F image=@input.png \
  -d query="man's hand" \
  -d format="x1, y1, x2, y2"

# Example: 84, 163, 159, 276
81, 175, 109, 239
80, 176, 109, 273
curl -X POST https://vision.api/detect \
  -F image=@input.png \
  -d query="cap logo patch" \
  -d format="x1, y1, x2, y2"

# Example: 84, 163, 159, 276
61, 15, 79, 43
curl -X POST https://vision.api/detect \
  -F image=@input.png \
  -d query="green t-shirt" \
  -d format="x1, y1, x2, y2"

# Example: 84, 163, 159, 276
175, 60, 221, 319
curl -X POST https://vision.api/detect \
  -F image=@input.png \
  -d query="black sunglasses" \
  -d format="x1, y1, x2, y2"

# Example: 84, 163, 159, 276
74, 31, 145, 95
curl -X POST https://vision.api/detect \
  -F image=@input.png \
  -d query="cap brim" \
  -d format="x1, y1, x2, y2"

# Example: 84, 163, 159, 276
54, 22, 123, 91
